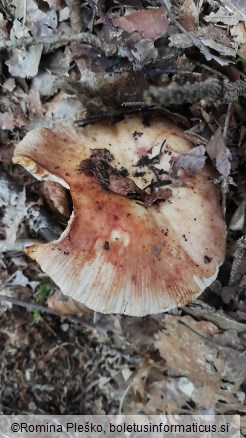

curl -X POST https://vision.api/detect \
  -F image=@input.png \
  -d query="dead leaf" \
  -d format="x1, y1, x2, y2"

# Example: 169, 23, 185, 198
132, 39, 158, 64
108, 174, 145, 200
154, 315, 223, 407
229, 198, 246, 230
0, 112, 15, 131
43, 181, 70, 217
47, 290, 90, 315
205, 5, 242, 25
206, 127, 231, 177
169, 33, 234, 66
0, 12, 9, 40
0, 144, 15, 165
230, 22, 246, 45
10, 18, 30, 39
43, 91, 81, 123
3, 78, 16, 92
199, 37, 236, 58
112, 8, 168, 42
170, 145, 206, 175
0, 172, 26, 251
238, 43, 246, 59
10, 0, 58, 37
6, 45, 43, 79
59, 70, 148, 116
46, 0, 64, 9
179, 0, 199, 31
33, 71, 59, 97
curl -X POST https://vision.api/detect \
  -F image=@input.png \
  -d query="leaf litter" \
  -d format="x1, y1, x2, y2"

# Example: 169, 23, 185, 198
0, 0, 245, 421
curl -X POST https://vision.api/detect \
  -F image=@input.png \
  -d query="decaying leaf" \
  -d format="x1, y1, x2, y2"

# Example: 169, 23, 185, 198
170, 145, 206, 175
0, 112, 15, 131
154, 315, 246, 411
112, 8, 168, 42
59, 71, 148, 116
47, 290, 90, 315
229, 198, 246, 230
179, 0, 199, 32
205, 5, 242, 25
6, 45, 43, 79
0, 12, 9, 40
10, 0, 58, 37
230, 22, 246, 44
0, 172, 26, 251
206, 127, 231, 177
43, 181, 70, 218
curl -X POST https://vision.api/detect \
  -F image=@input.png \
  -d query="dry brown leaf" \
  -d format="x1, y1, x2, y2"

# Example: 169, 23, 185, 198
113, 8, 168, 42
43, 181, 70, 217
179, 0, 199, 31
206, 127, 231, 177
47, 290, 90, 315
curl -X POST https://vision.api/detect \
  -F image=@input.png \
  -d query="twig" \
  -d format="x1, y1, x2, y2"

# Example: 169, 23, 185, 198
229, 235, 246, 286
0, 32, 117, 57
223, 103, 233, 142
178, 320, 244, 352
0, 273, 17, 292
0, 294, 102, 332
144, 81, 246, 107
184, 299, 245, 331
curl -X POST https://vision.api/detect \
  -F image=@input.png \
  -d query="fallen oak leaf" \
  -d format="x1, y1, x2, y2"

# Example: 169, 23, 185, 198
112, 8, 168, 43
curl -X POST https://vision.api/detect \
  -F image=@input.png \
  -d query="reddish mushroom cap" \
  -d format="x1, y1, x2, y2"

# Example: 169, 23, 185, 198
13, 116, 226, 316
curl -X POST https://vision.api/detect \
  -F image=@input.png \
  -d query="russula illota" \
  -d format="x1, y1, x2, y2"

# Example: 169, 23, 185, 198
13, 116, 226, 316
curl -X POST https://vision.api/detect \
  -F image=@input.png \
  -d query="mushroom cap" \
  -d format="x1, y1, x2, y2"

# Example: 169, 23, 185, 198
13, 116, 226, 316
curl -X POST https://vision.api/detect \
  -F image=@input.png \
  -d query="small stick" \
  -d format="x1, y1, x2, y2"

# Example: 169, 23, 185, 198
0, 294, 104, 332
0, 32, 117, 57
223, 103, 233, 143
229, 235, 246, 286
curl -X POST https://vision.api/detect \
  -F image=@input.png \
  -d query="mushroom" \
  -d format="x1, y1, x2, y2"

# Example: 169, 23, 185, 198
13, 116, 226, 316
